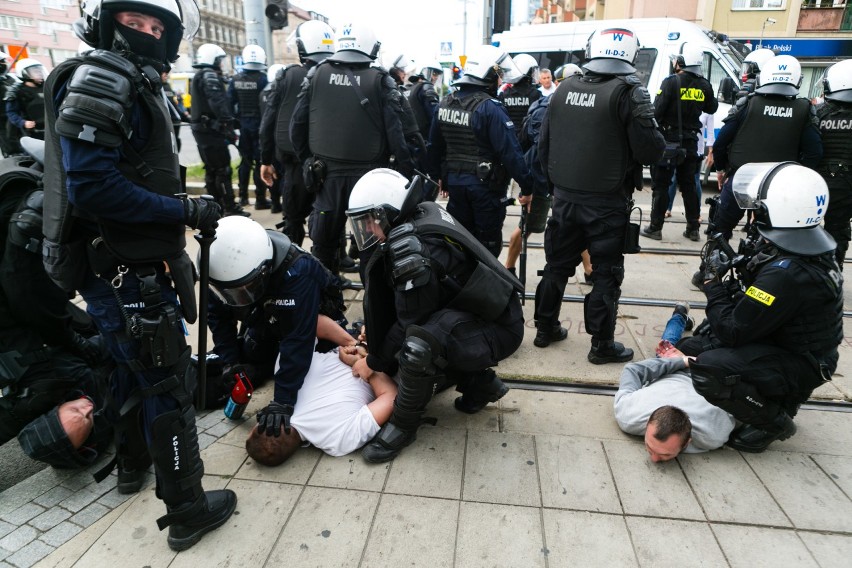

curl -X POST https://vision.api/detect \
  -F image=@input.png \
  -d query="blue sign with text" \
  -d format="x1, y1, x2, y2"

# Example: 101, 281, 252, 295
737, 38, 852, 58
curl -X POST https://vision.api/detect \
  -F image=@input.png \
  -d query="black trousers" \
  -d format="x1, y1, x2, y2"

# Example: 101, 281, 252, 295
824, 181, 852, 268
309, 174, 362, 275
280, 156, 315, 247
534, 198, 627, 341
650, 139, 700, 231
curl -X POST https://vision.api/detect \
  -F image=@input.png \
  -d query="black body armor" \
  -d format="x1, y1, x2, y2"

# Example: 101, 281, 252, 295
436, 90, 493, 175
273, 64, 306, 158
816, 101, 852, 180
231, 70, 263, 119
728, 95, 811, 171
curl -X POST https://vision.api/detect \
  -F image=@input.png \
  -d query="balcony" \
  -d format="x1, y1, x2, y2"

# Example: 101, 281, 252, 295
798, 2, 852, 31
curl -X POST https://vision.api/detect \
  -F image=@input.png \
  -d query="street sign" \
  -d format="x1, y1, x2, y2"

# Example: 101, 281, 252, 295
459, 55, 467, 68
440, 41, 453, 57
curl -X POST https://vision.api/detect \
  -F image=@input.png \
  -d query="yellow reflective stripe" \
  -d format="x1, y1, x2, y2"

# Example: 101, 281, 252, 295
745, 286, 775, 306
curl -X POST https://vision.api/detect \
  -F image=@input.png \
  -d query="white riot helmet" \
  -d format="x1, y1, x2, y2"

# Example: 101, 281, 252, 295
455, 45, 520, 88
206, 217, 274, 307
328, 23, 380, 64
509, 53, 539, 84
0, 51, 11, 76
732, 162, 835, 255
241, 44, 266, 71
823, 59, 852, 104
741, 47, 775, 82
15, 59, 47, 84
382, 53, 412, 73
347, 169, 423, 251
418, 60, 444, 83
194, 43, 226, 68
266, 63, 285, 83
75, 0, 199, 63
553, 63, 582, 83
584, 27, 639, 75
756, 55, 802, 96
295, 20, 335, 64
675, 42, 703, 76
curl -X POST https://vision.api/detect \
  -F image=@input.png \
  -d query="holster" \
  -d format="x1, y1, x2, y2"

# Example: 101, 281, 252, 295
166, 251, 198, 324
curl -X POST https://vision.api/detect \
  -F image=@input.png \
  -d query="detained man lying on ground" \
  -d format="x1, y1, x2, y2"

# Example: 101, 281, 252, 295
613, 303, 736, 462
246, 317, 398, 464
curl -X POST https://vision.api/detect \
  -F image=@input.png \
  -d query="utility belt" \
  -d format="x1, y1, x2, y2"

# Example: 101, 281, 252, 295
445, 159, 509, 190
0, 347, 50, 388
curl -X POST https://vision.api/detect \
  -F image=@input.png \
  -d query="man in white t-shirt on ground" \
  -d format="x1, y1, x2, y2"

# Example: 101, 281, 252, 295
246, 319, 397, 464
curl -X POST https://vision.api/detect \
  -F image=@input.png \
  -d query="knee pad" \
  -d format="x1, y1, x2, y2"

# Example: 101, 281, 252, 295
690, 360, 737, 401
400, 327, 443, 377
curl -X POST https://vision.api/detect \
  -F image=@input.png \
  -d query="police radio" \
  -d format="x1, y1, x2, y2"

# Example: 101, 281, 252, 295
223, 367, 254, 420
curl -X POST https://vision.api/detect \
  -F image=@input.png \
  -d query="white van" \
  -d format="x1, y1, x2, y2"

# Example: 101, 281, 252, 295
492, 18, 745, 133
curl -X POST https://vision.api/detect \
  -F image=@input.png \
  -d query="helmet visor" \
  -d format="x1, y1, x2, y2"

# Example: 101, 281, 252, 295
496, 53, 521, 81
731, 162, 779, 210
25, 66, 46, 82
210, 265, 268, 307
85, 0, 199, 39
347, 206, 388, 251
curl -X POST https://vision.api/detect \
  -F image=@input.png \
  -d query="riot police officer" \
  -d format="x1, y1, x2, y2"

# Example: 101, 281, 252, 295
407, 60, 443, 139
260, 21, 335, 245
428, 45, 533, 257
206, 216, 344, 436
816, 59, 852, 268
191, 42, 249, 217
710, 55, 822, 241
290, 22, 413, 276
382, 52, 429, 178
345, 169, 524, 463
0, 51, 22, 157
685, 162, 842, 453
229, 44, 269, 209
258, 63, 284, 213
533, 27, 665, 363
498, 53, 542, 140
735, 47, 775, 102
5, 59, 47, 140
643, 43, 718, 242
42, 0, 235, 550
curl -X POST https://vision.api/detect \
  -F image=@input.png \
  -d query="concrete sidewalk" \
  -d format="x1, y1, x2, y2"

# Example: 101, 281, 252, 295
0, 190, 850, 567
4, 384, 851, 568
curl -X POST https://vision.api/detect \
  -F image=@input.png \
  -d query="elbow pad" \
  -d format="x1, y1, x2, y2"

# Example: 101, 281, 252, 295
630, 87, 657, 128
54, 63, 134, 148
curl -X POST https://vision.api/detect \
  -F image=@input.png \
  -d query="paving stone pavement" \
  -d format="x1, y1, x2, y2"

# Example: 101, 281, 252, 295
0, 386, 843, 568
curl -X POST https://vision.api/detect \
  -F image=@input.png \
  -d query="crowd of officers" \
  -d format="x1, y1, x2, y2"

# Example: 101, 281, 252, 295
0, 0, 849, 552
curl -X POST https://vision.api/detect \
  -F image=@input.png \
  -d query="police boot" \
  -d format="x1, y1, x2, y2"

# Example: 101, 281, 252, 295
362, 333, 441, 464
726, 412, 797, 454
588, 339, 634, 365
641, 225, 662, 241
220, 181, 251, 217
238, 187, 249, 206
533, 323, 568, 348
254, 187, 271, 210
151, 404, 237, 551
454, 369, 509, 414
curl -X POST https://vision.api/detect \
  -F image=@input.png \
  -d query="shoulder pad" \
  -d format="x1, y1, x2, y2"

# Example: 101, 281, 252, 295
202, 69, 224, 91
3, 81, 19, 101
387, 229, 431, 291
630, 86, 652, 105
488, 98, 504, 106
771, 259, 792, 269
87, 50, 140, 80
54, 63, 135, 148
621, 74, 642, 86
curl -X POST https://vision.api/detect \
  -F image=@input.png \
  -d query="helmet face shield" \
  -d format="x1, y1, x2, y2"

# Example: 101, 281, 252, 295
496, 53, 521, 82
210, 264, 269, 307
347, 206, 389, 251
731, 162, 778, 210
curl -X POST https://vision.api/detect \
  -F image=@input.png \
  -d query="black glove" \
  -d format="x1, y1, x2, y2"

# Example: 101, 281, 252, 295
256, 401, 294, 437
184, 198, 222, 233
703, 249, 731, 285
66, 331, 104, 366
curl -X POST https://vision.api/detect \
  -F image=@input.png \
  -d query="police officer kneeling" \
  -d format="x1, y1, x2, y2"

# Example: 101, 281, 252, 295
685, 162, 842, 453
346, 169, 525, 463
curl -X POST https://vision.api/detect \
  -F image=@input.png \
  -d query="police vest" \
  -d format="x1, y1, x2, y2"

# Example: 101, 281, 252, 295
308, 62, 387, 165
548, 74, 631, 193
232, 70, 263, 119
190, 68, 226, 122
408, 81, 431, 137
500, 81, 539, 138
43, 52, 184, 262
273, 64, 306, 157
816, 101, 852, 178
437, 90, 493, 174
397, 87, 421, 138
728, 95, 811, 171
16, 83, 45, 130
658, 72, 710, 133
772, 255, 844, 356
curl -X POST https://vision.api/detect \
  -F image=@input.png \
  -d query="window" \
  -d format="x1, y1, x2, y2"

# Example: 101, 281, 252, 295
0, 15, 34, 29
703, 54, 735, 102
38, 21, 71, 34
732, 0, 786, 9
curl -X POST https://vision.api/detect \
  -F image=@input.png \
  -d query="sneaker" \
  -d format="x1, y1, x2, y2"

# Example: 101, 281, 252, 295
673, 301, 689, 318
533, 324, 568, 348
641, 226, 662, 240
588, 340, 634, 364
683, 229, 700, 242
254, 199, 271, 210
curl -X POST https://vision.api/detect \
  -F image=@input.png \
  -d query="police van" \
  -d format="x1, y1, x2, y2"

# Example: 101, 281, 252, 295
492, 18, 746, 175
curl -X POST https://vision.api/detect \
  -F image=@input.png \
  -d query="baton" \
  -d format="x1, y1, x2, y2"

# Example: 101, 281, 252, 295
519, 205, 528, 306
194, 195, 217, 411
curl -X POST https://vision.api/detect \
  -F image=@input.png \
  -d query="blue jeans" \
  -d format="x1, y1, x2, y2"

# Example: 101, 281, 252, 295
661, 311, 688, 345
